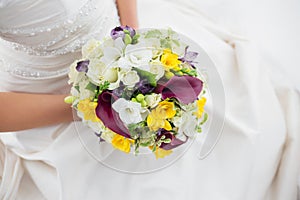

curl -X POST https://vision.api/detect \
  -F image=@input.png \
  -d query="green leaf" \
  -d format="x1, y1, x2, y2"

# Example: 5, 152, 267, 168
75, 85, 80, 92
85, 82, 97, 92
145, 30, 162, 38
133, 67, 157, 87
99, 81, 110, 92
200, 112, 208, 125
124, 34, 132, 45
167, 28, 176, 36
132, 34, 140, 44
160, 39, 172, 49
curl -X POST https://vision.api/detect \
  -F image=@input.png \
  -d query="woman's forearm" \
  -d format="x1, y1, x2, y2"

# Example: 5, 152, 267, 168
116, 0, 138, 29
0, 92, 74, 132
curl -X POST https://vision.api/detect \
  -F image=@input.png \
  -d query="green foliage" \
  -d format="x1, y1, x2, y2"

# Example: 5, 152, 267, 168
131, 34, 140, 44
85, 82, 97, 92
144, 30, 162, 38
133, 67, 157, 87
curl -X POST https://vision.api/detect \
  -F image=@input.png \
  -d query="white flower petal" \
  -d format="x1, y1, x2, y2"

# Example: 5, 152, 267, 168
121, 70, 140, 87
112, 98, 128, 112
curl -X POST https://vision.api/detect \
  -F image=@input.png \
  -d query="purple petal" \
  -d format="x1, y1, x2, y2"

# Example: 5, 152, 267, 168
112, 82, 125, 98
159, 75, 203, 104
185, 51, 198, 62
158, 131, 186, 150
179, 46, 198, 68
123, 25, 136, 37
135, 79, 155, 94
95, 91, 131, 138
76, 60, 89, 72
110, 26, 125, 40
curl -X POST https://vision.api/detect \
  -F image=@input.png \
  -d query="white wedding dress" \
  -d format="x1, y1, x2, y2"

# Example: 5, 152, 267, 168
1, 0, 300, 199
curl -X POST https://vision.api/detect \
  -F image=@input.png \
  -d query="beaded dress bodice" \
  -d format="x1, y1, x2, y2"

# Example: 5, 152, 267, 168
0, 0, 119, 86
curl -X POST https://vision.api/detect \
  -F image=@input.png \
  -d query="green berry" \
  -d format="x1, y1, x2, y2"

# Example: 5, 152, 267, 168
64, 96, 75, 104
131, 98, 138, 102
136, 94, 145, 102
141, 100, 147, 107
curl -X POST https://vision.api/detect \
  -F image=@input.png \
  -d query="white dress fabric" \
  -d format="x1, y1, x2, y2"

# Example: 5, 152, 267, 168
0, 0, 300, 199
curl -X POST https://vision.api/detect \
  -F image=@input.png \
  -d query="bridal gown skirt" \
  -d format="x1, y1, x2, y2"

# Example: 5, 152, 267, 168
0, 0, 300, 199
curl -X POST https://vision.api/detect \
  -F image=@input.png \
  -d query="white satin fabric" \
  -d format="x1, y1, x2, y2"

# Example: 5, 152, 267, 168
0, 0, 300, 199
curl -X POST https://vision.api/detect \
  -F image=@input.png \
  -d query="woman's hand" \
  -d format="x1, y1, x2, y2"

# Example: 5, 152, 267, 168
116, 0, 138, 29
0, 92, 74, 132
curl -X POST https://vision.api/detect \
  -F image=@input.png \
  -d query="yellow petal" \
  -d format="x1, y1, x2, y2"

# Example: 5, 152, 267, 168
194, 97, 206, 118
163, 120, 172, 131
77, 99, 100, 122
111, 134, 132, 153
158, 101, 176, 119
153, 147, 173, 159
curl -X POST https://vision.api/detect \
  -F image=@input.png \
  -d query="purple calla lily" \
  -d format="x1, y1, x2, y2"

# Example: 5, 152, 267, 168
95, 91, 131, 138
156, 75, 203, 104
76, 60, 89, 72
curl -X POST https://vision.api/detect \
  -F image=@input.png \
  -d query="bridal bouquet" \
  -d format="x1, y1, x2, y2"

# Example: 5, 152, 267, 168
66, 26, 208, 158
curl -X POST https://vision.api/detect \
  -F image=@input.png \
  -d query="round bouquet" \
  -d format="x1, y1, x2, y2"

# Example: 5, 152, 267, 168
66, 26, 208, 159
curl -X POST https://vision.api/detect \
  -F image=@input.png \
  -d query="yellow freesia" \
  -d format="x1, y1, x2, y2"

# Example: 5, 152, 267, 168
160, 49, 181, 71
111, 134, 133, 153
150, 146, 173, 159
194, 97, 206, 118
158, 101, 176, 118
147, 101, 176, 131
77, 98, 100, 122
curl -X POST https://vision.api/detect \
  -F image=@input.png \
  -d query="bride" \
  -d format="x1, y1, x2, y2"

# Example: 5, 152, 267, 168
1, 0, 299, 199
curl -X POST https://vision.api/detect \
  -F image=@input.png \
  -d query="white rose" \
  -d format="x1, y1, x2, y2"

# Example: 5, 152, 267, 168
149, 63, 165, 80
87, 46, 103, 59
82, 39, 101, 59
139, 63, 165, 81
173, 112, 198, 137
125, 44, 153, 67
121, 70, 140, 88
145, 93, 161, 108
112, 98, 144, 125
86, 58, 107, 85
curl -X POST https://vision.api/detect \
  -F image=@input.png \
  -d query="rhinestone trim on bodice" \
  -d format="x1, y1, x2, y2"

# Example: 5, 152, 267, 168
0, 0, 108, 56
0, 0, 120, 79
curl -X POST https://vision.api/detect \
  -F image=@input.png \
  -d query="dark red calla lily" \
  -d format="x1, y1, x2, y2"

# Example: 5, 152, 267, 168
95, 91, 131, 138
156, 75, 203, 104
158, 131, 186, 150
